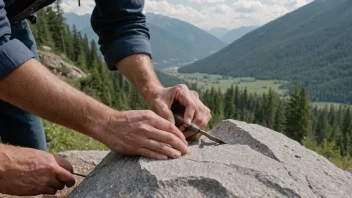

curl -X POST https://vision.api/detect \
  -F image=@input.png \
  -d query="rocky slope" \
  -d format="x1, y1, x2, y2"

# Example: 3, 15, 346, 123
39, 50, 86, 79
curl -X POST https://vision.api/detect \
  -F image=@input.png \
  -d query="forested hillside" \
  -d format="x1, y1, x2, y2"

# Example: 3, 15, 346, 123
63, 12, 226, 69
180, 0, 352, 104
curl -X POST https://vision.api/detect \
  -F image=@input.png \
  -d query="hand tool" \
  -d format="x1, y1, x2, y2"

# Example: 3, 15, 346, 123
73, 172, 87, 177
173, 114, 227, 144
171, 101, 227, 144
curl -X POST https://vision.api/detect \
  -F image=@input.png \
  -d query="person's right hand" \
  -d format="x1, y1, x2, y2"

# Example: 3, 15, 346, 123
99, 110, 189, 160
0, 145, 75, 196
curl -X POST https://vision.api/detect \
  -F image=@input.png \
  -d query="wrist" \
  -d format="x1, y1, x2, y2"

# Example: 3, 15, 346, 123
79, 103, 116, 142
141, 82, 164, 100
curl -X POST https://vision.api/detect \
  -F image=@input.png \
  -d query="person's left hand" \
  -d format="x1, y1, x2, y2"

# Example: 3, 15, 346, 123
144, 84, 211, 140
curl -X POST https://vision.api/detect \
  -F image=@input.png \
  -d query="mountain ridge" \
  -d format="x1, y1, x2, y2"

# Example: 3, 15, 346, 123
179, 0, 351, 104
63, 12, 226, 69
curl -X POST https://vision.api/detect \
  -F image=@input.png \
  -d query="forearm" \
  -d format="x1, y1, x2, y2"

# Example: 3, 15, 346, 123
0, 59, 112, 140
116, 54, 163, 99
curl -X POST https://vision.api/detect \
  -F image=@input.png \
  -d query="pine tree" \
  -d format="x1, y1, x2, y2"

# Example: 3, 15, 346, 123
274, 101, 285, 132
46, 1, 66, 53
315, 109, 330, 145
341, 108, 352, 157
298, 87, 311, 143
224, 85, 235, 119
72, 25, 82, 62
285, 85, 311, 144
234, 85, 240, 119
263, 89, 277, 129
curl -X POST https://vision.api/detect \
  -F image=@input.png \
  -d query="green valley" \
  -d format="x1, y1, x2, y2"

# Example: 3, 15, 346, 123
165, 68, 289, 95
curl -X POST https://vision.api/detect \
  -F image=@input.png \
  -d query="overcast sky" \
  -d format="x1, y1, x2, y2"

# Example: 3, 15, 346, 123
61, 0, 314, 29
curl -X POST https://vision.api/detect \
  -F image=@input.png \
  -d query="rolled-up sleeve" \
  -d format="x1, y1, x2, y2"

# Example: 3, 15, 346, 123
91, 0, 151, 70
0, 0, 35, 79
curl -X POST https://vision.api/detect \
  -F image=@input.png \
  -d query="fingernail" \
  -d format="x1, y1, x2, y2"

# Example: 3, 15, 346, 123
187, 119, 191, 125
173, 151, 181, 158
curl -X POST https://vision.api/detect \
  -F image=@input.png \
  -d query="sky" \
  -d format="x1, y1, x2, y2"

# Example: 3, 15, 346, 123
61, 0, 314, 30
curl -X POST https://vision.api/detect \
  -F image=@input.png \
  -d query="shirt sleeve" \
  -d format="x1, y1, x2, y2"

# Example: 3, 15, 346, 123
0, 0, 35, 79
91, 0, 151, 70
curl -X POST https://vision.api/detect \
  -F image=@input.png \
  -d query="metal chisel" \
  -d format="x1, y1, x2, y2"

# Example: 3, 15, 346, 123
173, 113, 227, 144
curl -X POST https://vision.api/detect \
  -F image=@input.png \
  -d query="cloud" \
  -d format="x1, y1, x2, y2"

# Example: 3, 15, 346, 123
190, 0, 227, 3
61, 0, 94, 15
61, 0, 314, 29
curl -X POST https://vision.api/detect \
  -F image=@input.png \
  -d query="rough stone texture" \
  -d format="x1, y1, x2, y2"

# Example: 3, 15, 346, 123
38, 51, 86, 79
68, 120, 352, 198
0, 150, 108, 198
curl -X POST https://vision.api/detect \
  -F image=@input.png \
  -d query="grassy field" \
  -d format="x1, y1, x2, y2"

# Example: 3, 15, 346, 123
43, 120, 107, 153
311, 102, 352, 109
165, 68, 289, 96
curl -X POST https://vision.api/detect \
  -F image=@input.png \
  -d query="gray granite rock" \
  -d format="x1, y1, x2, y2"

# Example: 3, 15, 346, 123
68, 120, 352, 198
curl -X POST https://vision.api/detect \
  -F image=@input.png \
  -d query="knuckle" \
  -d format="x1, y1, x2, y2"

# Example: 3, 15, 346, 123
176, 84, 188, 92
166, 133, 175, 143
168, 123, 176, 132
194, 117, 203, 124
137, 125, 148, 133
45, 164, 57, 175
158, 142, 167, 151
142, 110, 155, 120
191, 91, 199, 98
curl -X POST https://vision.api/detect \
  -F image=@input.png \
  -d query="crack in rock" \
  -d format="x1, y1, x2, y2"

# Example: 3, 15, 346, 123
210, 121, 280, 162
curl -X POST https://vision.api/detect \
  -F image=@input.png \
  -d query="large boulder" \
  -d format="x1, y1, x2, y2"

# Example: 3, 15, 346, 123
68, 120, 352, 198
38, 51, 87, 79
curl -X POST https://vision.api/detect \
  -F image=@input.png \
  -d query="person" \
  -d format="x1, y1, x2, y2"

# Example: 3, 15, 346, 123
0, 0, 211, 196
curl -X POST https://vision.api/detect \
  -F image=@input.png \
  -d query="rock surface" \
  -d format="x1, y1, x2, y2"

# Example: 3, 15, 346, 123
68, 120, 352, 198
39, 51, 86, 79
0, 150, 108, 198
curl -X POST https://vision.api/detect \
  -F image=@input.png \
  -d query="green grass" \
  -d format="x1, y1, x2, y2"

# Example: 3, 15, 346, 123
165, 68, 289, 96
311, 102, 352, 109
43, 120, 108, 153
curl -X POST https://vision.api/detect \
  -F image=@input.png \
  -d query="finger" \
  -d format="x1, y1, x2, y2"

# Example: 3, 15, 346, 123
49, 179, 66, 191
174, 85, 196, 126
143, 126, 189, 155
56, 167, 76, 188
136, 148, 168, 160
53, 154, 74, 174
44, 187, 57, 195
144, 139, 182, 159
147, 113, 187, 145
154, 99, 175, 124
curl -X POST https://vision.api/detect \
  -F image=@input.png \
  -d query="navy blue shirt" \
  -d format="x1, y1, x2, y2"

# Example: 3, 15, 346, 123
0, 0, 151, 78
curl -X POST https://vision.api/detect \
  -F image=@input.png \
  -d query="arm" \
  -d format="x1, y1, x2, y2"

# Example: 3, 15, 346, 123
0, 59, 111, 140
91, 0, 211, 136
0, 59, 188, 159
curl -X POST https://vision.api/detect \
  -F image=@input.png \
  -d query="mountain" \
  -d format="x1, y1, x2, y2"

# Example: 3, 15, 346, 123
64, 13, 91, 31
221, 26, 259, 44
207, 27, 229, 38
179, 0, 352, 104
63, 12, 226, 69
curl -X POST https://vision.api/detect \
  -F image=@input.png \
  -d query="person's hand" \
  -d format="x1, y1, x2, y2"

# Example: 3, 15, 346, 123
99, 110, 189, 160
0, 145, 75, 196
144, 84, 211, 140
